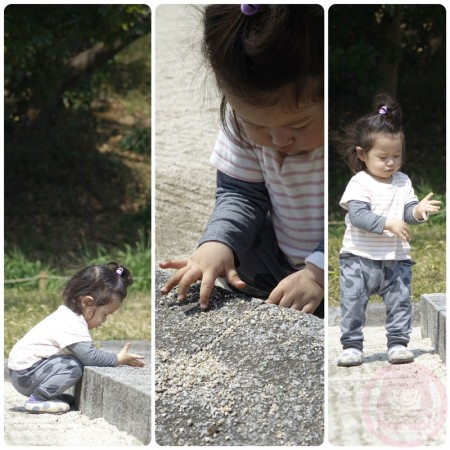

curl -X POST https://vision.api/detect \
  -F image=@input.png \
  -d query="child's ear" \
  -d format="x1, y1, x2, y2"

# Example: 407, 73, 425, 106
81, 296, 94, 309
356, 146, 365, 161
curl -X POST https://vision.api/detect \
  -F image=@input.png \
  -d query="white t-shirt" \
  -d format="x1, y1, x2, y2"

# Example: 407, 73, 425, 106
8, 305, 92, 370
339, 170, 418, 260
210, 129, 324, 269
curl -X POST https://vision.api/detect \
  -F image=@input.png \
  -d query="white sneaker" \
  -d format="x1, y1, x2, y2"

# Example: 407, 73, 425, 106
337, 348, 363, 367
387, 345, 414, 364
25, 397, 70, 414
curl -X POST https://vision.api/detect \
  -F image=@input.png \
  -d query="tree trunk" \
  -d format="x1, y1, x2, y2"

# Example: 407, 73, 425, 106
378, 7, 403, 97
26, 34, 147, 124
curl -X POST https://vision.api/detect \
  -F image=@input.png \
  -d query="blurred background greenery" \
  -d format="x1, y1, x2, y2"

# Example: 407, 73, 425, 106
328, 5, 446, 305
4, 5, 151, 353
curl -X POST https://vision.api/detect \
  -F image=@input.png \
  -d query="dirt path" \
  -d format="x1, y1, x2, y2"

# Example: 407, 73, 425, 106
155, 4, 219, 263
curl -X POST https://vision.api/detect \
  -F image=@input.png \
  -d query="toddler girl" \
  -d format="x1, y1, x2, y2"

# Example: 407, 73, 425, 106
160, 4, 325, 317
334, 93, 441, 366
8, 262, 145, 413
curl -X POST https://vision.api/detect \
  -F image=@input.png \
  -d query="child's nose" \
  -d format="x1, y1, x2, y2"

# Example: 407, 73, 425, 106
270, 128, 295, 148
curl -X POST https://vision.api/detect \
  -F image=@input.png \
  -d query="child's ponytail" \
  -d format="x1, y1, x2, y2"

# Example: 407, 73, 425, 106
333, 92, 405, 174
107, 261, 134, 289
202, 4, 324, 148
373, 93, 403, 131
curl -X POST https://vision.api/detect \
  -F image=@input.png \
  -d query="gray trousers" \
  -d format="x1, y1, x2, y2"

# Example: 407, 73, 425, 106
9, 355, 83, 400
339, 254, 413, 350
231, 216, 324, 318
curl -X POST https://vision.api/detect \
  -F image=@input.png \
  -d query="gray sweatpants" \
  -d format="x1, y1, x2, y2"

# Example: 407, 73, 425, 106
231, 216, 324, 318
9, 355, 83, 401
339, 254, 413, 351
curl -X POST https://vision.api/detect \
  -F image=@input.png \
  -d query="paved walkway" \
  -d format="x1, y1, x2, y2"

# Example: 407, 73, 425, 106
328, 324, 446, 446
4, 341, 150, 446
4, 380, 143, 446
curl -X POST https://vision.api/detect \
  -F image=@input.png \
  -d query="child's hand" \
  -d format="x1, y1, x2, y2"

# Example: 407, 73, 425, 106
265, 263, 324, 314
384, 218, 410, 241
117, 342, 145, 367
414, 192, 441, 220
159, 242, 246, 310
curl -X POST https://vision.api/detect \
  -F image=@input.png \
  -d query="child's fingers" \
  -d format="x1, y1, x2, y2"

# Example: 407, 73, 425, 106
161, 266, 189, 294
265, 286, 282, 305
199, 272, 216, 310
128, 353, 145, 359
159, 259, 189, 270
227, 269, 246, 290
301, 302, 317, 314
130, 359, 145, 367
122, 342, 130, 352
177, 269, 201, 300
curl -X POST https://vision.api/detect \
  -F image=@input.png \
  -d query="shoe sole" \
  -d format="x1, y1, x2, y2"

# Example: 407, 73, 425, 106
25, 401, 70, 414
389, 357, 414, 364
337, 360, 362, 367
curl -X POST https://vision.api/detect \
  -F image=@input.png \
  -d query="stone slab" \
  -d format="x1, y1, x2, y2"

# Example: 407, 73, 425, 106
77, 340, 151, 444
155, 270, 324, 446
420, 293, 446, 361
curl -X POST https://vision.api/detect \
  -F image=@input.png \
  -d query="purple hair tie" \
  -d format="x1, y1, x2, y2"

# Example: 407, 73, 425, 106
378, 105, 388, 115
116, 267, 124, 276
241, 4, 261, 16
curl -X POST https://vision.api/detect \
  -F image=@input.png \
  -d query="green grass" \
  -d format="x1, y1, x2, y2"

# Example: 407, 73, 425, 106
4, 235, 151, 357
5, 229, 151, 292
4, 32, 151, 358
4, 290, 150, 357
328, 221, 446, 307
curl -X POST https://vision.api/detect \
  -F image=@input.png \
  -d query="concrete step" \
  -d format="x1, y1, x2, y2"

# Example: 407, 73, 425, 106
76, 340, 151, 444
420, 293, 446, 361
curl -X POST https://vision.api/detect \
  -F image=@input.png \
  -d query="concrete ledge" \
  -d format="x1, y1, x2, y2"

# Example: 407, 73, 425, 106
77, 340, 151, 444
420, 293, 446, 361
155, 270, 324, 446
328, 303, 421, 327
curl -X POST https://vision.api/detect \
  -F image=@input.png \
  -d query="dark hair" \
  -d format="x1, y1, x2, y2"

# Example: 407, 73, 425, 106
334, 93, 405, 174
63, 262, 133, 314
202, 4, 324, 147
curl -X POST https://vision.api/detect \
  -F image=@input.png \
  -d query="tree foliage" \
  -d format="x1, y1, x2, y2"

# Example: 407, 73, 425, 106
4, 5, 151, 267
4, 4, 151, 123
329, 5, 446, 215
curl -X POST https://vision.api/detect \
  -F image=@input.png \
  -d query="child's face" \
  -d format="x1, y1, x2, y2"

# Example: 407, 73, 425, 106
357, 133, 403, 182
82, 296, 122, 330
225, 91, 324, 155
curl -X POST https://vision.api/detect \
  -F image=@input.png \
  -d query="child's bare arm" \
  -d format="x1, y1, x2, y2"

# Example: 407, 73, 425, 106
160, 241, 245, 309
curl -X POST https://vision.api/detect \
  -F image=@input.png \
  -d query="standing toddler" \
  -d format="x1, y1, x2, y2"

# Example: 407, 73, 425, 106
334, 94, 441, 366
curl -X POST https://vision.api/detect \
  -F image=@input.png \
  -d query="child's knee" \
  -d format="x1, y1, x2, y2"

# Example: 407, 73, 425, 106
62, 356, 84, 379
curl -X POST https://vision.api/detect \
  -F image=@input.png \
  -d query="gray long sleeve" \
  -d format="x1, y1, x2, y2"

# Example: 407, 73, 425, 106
348, 200, 422, 234
66, 341, 118, 367
199, 170, 271, 264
